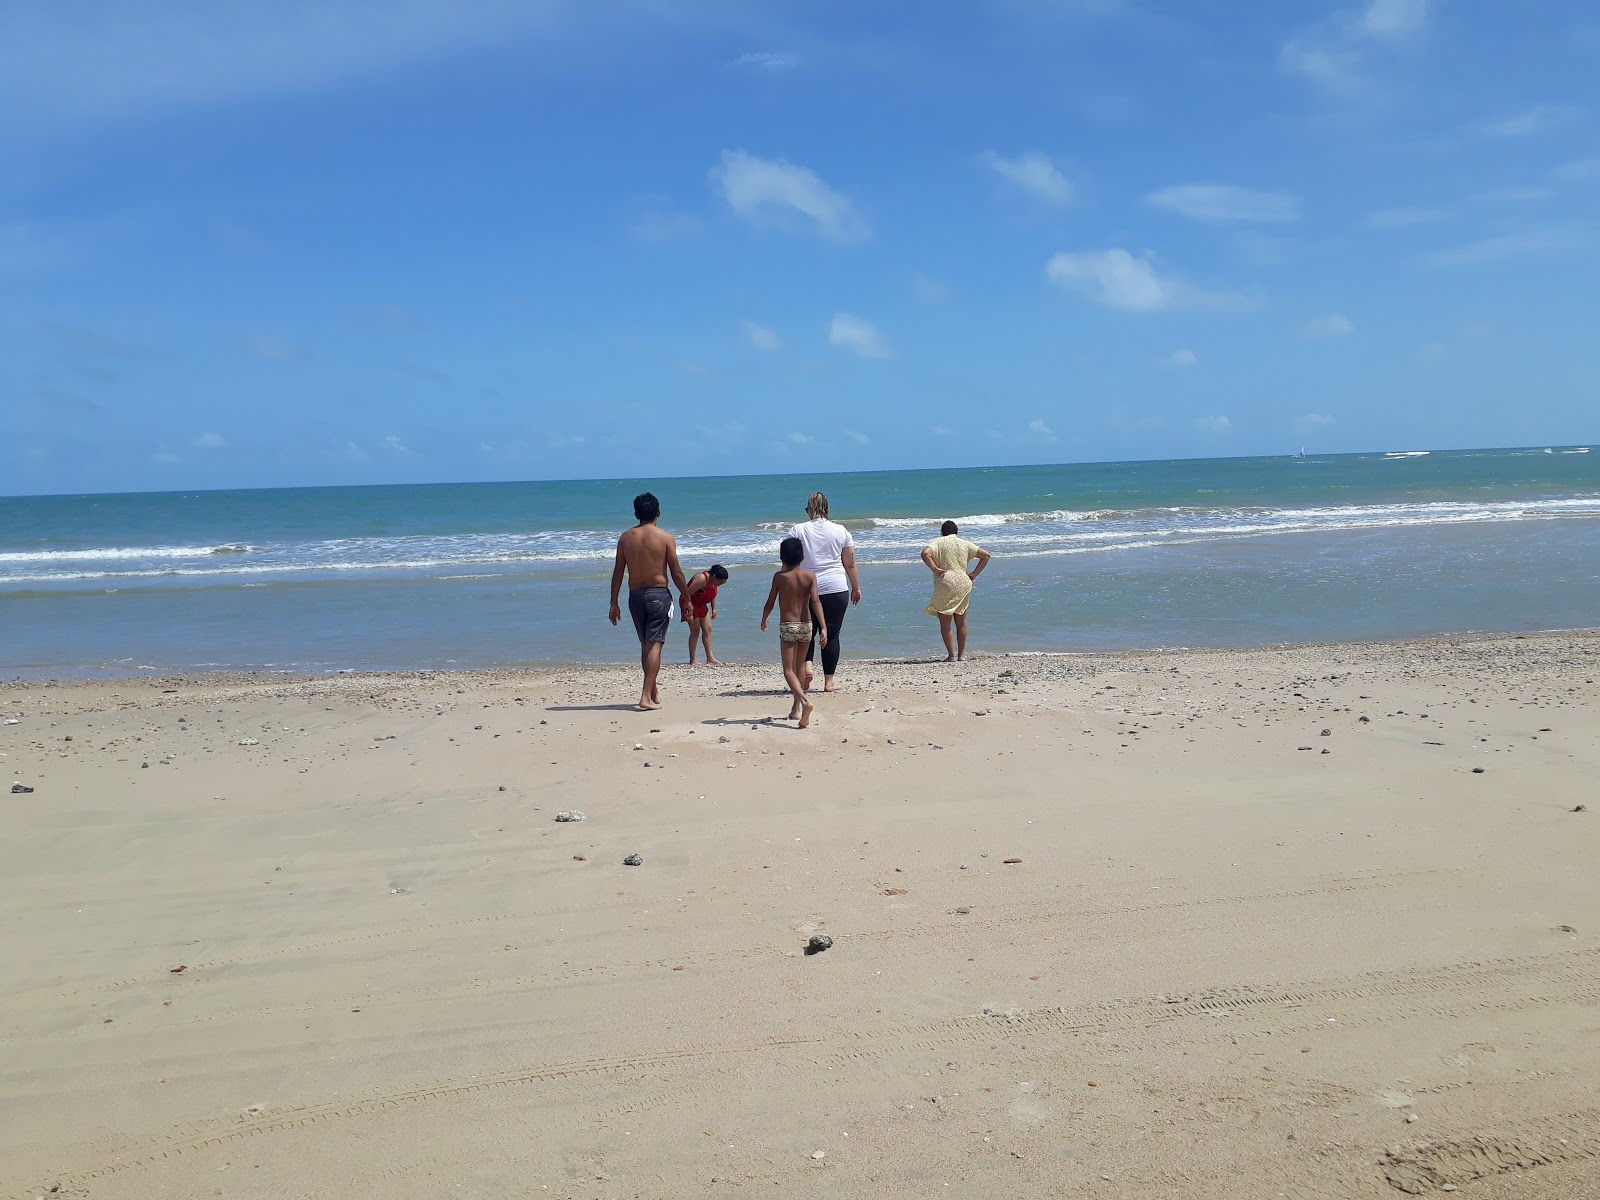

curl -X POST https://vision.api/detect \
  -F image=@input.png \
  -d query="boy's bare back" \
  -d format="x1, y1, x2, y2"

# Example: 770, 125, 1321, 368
616, 524, 680, 589
773, 566, 819, 622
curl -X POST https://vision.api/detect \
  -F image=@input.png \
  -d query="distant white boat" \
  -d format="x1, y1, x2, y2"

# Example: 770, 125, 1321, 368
1384, 451, 1430, 459
1292, 447, 1307, 461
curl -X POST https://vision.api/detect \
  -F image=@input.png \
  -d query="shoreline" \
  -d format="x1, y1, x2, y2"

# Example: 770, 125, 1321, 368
8, 624, 1600, 691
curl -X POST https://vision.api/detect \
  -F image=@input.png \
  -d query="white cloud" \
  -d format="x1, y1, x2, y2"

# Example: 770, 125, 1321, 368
744, 321, 782, 351
1366, 207, 1444, 228
1359, 0, 1429, 38
1158, 347, 1197, 367
1474, 105, 1580, 138
731, 51, 798, 70
829, 313, 893, 359
1045, 249, 1243, 312
1554, 158, 1600, 182
1028, 419, 1056, 439
238, 333, 303, 360
980, 150, 1074, 206
910, 271, 949, 303
0, 1, 566, 129
193, 431, 226, 449
1427, 227, 1583, 266
1148, 184, 1300, 223
1302, 313, 1357, 339
845, 430, 870, 445
1296, 413, 1336, 430
379, 434, 411, 454
629, 211, 702, 244
786, 431, 814, 447
712, 149, 870, 241
1282, 0, 1429, 94
1193, 415, 1232, 433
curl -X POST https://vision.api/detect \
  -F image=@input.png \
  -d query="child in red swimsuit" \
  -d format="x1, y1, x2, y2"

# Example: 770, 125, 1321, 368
682, 564, 730, 665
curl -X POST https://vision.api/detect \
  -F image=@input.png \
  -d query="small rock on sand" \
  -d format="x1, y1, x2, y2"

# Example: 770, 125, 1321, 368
555, 810, 585, 822
11, 783, 34, 793
622, 853, 643, 866
805, 934, 833, 954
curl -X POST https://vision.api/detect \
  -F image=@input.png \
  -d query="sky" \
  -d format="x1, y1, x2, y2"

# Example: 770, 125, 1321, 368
3, 0, 1598, 495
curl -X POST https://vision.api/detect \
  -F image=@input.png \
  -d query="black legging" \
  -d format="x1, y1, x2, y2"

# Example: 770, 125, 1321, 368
805, 590, 850, 676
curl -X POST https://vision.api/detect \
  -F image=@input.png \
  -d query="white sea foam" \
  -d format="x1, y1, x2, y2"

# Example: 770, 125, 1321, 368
4, 495, 1597, 586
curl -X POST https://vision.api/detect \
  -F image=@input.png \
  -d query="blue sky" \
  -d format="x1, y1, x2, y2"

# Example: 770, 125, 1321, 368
3, 0, 1597, 495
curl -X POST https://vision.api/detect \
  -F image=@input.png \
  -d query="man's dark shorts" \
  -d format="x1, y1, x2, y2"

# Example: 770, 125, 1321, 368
628, 587, 673, 645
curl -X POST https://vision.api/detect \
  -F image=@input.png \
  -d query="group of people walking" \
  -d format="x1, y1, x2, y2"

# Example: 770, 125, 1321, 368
608, 490, 991, 716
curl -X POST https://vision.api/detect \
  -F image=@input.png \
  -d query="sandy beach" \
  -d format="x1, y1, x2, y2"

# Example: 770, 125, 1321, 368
3, 632, 1598, 1199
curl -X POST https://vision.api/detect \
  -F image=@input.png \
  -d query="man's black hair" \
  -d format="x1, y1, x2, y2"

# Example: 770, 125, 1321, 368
779, 537, 804, 567
633, 492, 661, 523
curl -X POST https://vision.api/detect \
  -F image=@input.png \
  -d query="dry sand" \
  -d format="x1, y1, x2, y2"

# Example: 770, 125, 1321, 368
2, 632, 1598, 1199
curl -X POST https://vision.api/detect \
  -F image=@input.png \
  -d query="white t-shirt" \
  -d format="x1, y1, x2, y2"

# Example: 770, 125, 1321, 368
790, 518, 853, 595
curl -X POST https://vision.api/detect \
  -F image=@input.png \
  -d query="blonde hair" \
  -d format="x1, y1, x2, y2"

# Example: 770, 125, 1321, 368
806, 491, 829, 519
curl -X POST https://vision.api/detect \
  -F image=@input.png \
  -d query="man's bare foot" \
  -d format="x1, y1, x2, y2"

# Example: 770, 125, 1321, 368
638, 697, 661, 711
797, 702, 814, 729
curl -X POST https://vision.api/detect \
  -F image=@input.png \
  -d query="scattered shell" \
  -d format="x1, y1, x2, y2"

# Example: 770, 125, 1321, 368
1003, 857, 1022, 864
554, 810, 585, 822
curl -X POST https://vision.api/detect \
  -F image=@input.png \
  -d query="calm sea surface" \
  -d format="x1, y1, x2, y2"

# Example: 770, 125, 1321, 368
3, 447, 1598, 678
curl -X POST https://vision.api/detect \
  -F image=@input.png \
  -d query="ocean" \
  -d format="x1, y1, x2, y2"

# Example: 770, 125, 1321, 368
3, 447, 1598, 679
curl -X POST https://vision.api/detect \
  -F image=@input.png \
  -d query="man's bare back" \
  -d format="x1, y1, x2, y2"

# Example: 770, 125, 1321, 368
615, 523, 678, 590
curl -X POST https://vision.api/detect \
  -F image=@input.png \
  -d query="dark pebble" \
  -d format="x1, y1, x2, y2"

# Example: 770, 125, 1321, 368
623, 853, 643, 866
805, 934, 833, 955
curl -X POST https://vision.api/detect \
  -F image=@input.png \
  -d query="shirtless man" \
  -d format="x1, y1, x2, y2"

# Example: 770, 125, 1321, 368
608, 492, 689, 710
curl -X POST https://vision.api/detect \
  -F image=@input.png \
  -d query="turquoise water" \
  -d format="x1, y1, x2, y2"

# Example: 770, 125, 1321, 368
3, 447, 1598, 677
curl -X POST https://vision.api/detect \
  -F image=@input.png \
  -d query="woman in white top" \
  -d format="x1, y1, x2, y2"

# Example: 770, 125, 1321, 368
789, 491, 862, 692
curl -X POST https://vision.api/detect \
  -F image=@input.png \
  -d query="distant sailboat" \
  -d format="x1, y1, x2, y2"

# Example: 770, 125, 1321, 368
1292, 447, 1307, 461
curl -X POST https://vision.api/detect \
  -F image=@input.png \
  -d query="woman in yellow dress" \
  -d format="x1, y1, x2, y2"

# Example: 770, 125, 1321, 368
920, 520, 992, 661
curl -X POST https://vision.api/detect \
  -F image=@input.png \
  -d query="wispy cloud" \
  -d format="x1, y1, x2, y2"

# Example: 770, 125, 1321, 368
980, 150, 1075, 206
1027, 418, 1056, 439
379, 434, 412, 454
1046, 249, 1245, 312
1193, 414, 1232, 433
744, 322, 782, 351
786, 431, 814, 447
1366, 206, 1444, 228
1302, 313, 1357, 339
1472, 104, 1580, 138
1148, 184, 1300, 223
237, 333, 304, 361
829, 313, 893, 359
1281, 0, 1429, 95
1157, 347, 1197, 367
0, 1, 566, 130
712, 149, 870, 241
1359, 0, 1429, 38
45, 321, 162, 362
730, 50, 799, 70
845, 430, 870, 445
1426, 227, 1584, 266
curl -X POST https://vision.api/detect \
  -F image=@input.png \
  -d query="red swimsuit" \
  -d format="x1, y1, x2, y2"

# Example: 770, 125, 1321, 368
681, 580, 717, 622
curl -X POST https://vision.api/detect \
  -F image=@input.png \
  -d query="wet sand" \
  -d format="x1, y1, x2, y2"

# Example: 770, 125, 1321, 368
3, 632, 1598, 1199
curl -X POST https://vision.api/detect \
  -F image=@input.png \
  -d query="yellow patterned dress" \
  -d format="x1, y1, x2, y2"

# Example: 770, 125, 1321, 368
923, 534, 980, 616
